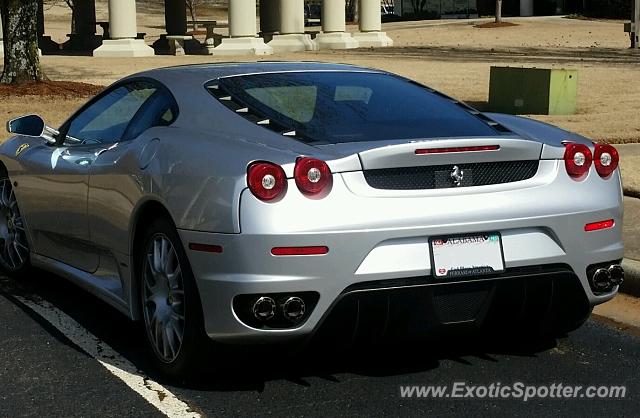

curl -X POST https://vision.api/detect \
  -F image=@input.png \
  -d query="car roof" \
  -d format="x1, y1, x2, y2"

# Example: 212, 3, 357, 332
118, 62, 391, 146
131, 61, 387, 86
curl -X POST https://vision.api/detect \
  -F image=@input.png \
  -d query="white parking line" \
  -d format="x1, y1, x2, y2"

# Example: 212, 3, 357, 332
13, 294, 200, 418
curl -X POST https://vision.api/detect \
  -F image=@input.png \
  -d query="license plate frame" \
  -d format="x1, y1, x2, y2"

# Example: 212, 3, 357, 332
429, 232, 505, 279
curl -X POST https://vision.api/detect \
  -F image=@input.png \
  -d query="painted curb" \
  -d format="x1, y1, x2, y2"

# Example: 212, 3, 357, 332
621, 258, 640, 298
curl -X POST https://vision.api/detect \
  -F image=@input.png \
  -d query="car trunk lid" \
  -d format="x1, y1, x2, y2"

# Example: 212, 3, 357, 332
318, 137, 544, 191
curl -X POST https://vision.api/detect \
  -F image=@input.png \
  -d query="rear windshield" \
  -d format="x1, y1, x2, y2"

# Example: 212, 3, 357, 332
214, 72, 498, 144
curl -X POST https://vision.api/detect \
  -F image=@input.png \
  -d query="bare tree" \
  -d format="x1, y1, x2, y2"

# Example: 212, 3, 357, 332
185, 0, 227, 30
63, 0, 75, 32
0, 0, 44, 84
43, 0, 75, 32
186, 0, 206, 30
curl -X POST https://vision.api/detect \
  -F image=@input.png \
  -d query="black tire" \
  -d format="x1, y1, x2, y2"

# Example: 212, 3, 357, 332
137, 216, 209, 378
0, 176, 30, 276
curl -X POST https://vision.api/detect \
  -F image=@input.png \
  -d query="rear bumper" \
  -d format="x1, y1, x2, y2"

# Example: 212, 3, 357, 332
179, 162, 623, 343
313, 267, 593, 342
180, 223, 622, 343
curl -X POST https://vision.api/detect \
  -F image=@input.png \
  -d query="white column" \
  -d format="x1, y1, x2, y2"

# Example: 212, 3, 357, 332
352, 0, 393, 47
519, 0, 534, 17
268, 0, 316, 52
93, 0, 154, 57
213, 0, 273, 56
315, 0, 358, 49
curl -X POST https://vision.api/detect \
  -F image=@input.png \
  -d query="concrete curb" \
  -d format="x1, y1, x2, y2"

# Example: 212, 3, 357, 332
621, 258, 640, 298
624, 189, 640, 199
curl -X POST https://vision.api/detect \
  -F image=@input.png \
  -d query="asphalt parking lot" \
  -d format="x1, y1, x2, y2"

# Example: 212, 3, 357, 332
1, 270, 638, 417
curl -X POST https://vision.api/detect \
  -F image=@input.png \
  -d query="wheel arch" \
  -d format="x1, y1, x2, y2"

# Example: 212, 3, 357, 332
128, 198, 177, 320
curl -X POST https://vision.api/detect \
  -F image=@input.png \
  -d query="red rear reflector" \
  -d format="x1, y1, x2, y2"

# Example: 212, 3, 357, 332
415, 145, 500, 155
584, 219, 614, 232
189, 243, 223, 253
271, 246, 329, 256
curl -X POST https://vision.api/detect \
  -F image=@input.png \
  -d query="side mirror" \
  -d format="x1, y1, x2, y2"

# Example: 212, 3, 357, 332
7, 114, 58, 144
7, 115, 45, 137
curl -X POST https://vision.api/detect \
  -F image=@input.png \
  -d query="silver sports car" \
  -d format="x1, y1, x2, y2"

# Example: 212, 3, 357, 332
1, 62, 624, 376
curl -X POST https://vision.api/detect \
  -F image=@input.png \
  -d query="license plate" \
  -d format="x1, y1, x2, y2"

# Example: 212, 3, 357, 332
430, 233, 505, 278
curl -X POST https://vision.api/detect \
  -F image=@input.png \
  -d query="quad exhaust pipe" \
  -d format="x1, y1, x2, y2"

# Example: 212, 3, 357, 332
608, 264, 624, 286
590, 264, 624, 292
252, 296, 306, 323
252, 296, 276, 321
282, 297, 306, 322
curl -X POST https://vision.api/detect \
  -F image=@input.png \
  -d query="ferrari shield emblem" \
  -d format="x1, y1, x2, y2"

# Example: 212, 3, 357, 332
15, 143, 29, 157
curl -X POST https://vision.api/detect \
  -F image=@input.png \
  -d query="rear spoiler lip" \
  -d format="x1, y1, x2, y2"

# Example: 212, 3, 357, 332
329, 137, 544, 171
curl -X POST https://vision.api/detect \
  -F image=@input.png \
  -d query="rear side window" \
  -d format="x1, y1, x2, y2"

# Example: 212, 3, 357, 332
65, 82, 157, 145
123, 89, 179, 140
209, 72, 498, 144
247, 86, 317, 123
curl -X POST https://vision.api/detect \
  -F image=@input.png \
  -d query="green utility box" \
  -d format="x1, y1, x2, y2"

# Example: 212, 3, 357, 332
488, 67, 578, 115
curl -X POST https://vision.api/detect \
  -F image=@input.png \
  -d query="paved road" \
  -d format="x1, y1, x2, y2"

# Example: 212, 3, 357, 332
346, 45, 640, 66
1, 271, 638, 417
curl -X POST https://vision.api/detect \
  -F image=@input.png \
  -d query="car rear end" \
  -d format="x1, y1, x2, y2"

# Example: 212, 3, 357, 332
181, 68, 623, 343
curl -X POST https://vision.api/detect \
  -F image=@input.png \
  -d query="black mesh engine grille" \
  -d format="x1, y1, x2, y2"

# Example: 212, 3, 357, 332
363, 160, 539, 190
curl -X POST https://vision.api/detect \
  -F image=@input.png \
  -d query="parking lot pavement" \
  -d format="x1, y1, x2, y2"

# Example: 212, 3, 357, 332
1, 271, 638, 417
0, 288, 161, 417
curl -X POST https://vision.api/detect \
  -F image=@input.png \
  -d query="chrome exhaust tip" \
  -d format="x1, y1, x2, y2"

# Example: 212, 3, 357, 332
252, 296, 276, 321
282, 297, 306, 322
592, 268, 612, 291
608, 264, 624, 286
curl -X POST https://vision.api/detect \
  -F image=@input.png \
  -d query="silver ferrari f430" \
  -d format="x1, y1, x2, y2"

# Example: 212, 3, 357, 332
1, 62, 624, 376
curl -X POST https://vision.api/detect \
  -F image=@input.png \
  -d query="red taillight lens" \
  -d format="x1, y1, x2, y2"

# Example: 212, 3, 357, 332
564, 143, 592, 179
271, 246, 329, 256
593, 144, 619, 178
294, 157, 332, 197
584, 219, 615, 232
247, 161, 287, 201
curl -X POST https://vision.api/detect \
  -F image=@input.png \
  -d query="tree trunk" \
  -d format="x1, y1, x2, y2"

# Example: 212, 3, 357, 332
64, 0, 76, 34
189, 2, 198, 31
0, 0, 44, 84
495, 0, 502, 23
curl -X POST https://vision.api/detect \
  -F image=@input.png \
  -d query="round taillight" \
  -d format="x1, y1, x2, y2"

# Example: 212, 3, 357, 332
247, 162, 287, 201
294, 157, 332, 197
593, 144, 619, 178
564, 143, 592, 180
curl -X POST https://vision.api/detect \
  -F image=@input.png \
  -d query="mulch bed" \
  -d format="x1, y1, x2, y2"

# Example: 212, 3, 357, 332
474, 21, 519, 28
0, 80, 104, 99
186, 30, 208, 36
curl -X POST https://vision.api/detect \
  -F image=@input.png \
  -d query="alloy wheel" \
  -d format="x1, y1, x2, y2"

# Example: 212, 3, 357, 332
142, 233, 186, 363
0, 179, 29, 271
